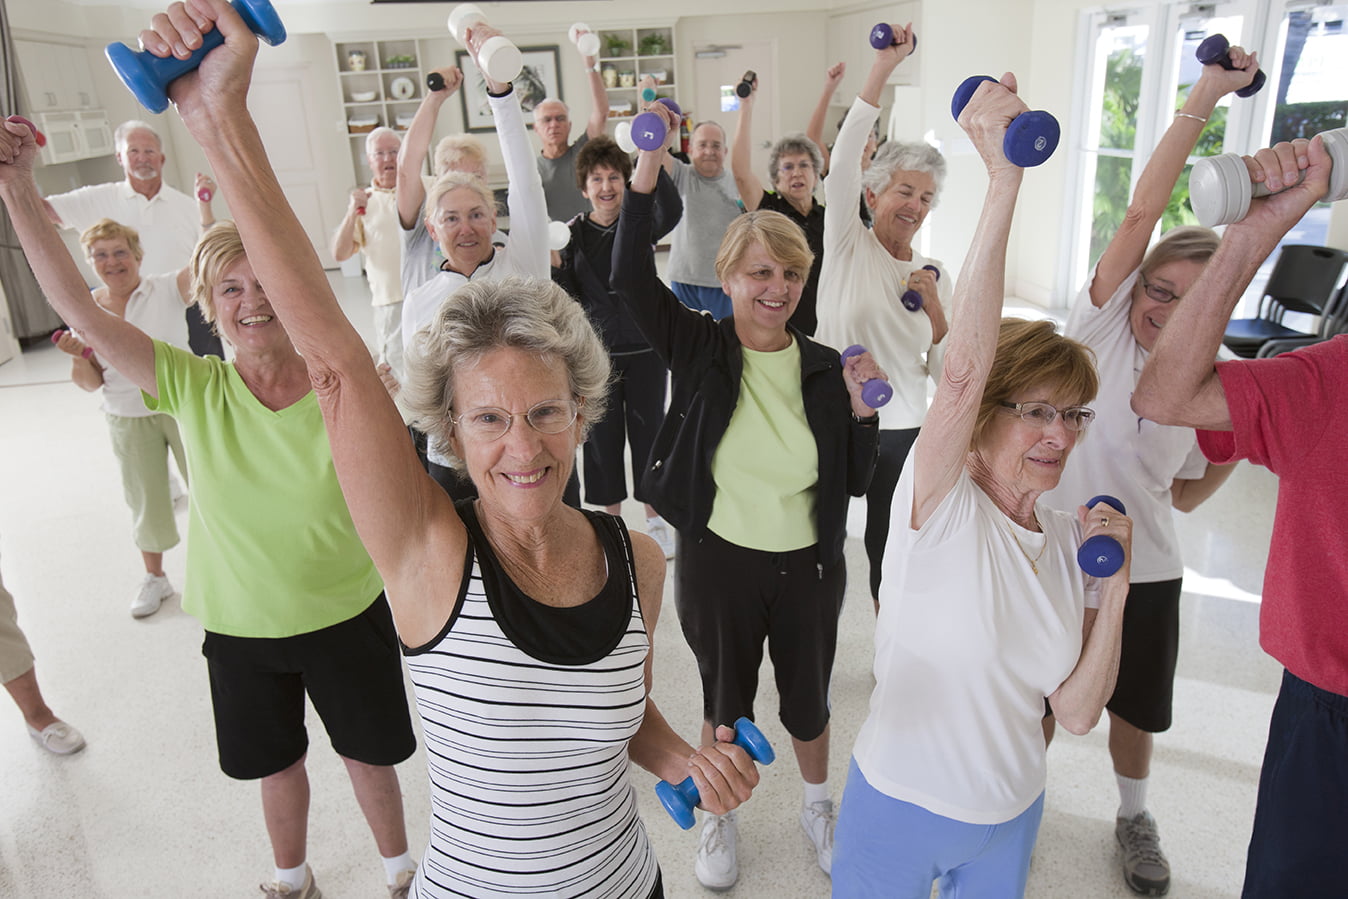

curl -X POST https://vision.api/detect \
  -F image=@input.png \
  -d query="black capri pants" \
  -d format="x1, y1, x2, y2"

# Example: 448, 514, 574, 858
582, 347, 666, 507
675, 529, 846, 742
1106, 578, 1183, 733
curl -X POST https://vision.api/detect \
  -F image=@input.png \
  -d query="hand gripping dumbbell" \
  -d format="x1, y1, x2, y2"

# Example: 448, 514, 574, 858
630, 98, 683, 152
1077, 495, 1126, 577
735, 71, 756, 99
902, 264, 940, 312
51, 330, 93, 359
950, 76, 1060, 168
869, 23, 917, 53
1188, 127, 1348, 227
105, 0, 287, 114
656, 717, 775, 830
1195, 34, 1265, 97
568, 23, 601, 59
447, 4, 523, 84
6, 115, 47, 148
840, 344, 892, 409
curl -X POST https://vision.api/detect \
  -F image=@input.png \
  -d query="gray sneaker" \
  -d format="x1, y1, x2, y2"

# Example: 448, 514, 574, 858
1116, 811, 1170, 896
258, 865, 322, 898
694, 810, 738, 891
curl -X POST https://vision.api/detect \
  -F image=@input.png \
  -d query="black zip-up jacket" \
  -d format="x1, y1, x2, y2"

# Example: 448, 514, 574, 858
552, 168, 682, 352
611, 189, 878, 567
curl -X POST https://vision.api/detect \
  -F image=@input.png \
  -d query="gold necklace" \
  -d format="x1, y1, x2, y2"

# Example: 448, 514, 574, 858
1008, 518, 1045, 575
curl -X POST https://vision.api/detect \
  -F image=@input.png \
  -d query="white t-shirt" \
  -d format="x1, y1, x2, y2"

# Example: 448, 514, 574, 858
353, 187, 403, 307
1042, 267, 1207, 583
666, 160, 741, 288
48, 181, 200, 275
93, 273, 191, 418
816, 96, 952, 431
855, 462, 1098, 825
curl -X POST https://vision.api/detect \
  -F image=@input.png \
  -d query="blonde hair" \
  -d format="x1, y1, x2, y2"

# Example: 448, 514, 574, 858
714, 210, 814, 283
402, 277, 611, 471
1139, 225, 1220, 278
971, 318, 1099, 450
80, 219, 144, 262
433, 135, 488, 179
189, 221, 247, 332
425, 171, 497, 226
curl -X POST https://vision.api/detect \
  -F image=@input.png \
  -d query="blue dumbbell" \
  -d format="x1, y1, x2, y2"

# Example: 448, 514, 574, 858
1077, 495, 1126, 577
869, 23, 917, 53
631, 98, 683, 152
656, 717, 775, 830
902, 264, 940, 312
1195, 34, 1264, 98
840, 344, 892, 409
106, 0, 287, 114
950, 75, 1060, 168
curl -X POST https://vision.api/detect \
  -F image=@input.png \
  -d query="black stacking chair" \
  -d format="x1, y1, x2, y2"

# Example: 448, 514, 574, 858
1223, 244, 1348, 358
1257, 281, 1348, 358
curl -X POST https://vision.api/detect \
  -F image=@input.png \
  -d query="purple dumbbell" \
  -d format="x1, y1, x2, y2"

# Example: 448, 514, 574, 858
630, 98, 683, 152
841, 344, 891, 409
106, 0, 286, 114
655, 717, 775, 830
902, 264, 940, 312
1195, 34, 1265, 98
869, 23, 917, 53
951, 75, 1060, 168
1077, 495, 1127, 577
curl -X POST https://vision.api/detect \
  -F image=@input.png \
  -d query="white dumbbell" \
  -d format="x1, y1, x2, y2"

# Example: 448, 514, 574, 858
1189, 128, 1348, 227
447, 4, 523, 84
614, 121, 637, 154
548, 221, 571, 251
569, 23, 601, 58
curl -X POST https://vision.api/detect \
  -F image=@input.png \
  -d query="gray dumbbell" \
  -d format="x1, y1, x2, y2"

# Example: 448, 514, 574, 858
1189, 128, 1348, 227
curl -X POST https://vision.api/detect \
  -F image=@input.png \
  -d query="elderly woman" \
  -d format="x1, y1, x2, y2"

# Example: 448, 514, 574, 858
730, 75, 826, 335
0, 148, 417, 899
815, 27, 954, 609
830, 77, 1133, 898
118, 6, 763, 898
552, 135, 682, 555
613, 102, 883, 890
1039, 46, 1253, 895
52, 219, 192, 619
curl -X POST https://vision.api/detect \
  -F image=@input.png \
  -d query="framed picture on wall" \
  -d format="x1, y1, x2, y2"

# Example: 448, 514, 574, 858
456, 45, 561, 132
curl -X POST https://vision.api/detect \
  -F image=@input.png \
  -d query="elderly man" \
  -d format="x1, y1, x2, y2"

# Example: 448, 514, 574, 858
332, 126, 403, 371
660, 120, 742, 319
1133, 135, 1348, 899
43, 120, 220, 357
534, 35, 608, 223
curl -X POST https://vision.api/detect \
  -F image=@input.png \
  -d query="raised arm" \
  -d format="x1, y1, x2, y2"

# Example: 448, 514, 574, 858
1091, 45, 1259, 305
0, 119, 157, 395
807, 62, 845, 176
140, 0, 458, 591
489, 62, 548, 277
731, 75, 764, 211
581, 48, 607, 139
910, 76, 1025, 529
396, 65, 461, 230
1134, 137, 1326, 431
194, 172, 217, 227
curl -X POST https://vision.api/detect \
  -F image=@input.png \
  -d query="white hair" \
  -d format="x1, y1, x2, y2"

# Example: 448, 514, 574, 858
114, 120, 162, 155
364, 126, 402, 157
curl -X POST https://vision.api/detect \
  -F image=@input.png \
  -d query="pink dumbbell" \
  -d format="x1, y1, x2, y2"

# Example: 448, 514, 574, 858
52, 330, 93, 359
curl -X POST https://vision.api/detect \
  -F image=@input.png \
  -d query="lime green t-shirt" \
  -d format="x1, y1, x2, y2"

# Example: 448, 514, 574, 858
144, 341, 382, 637
707, 339, 819, 551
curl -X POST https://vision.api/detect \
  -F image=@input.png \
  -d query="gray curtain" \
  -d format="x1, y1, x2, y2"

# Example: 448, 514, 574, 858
0, 1, 62, 340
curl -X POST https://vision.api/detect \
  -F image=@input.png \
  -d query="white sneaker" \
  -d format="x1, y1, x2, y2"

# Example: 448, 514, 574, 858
801, 799, 835, 876
27, 720, 86, 755
131, 573, 173, 619
646, 515, 676, 559
694, 810, 738, 891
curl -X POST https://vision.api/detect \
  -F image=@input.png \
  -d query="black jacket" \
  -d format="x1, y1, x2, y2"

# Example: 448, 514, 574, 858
611, 189, 878, 567
553, 169, 682, 352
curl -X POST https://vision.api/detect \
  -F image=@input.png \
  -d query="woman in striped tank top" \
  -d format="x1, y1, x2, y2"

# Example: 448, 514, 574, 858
134, 9, 767, 897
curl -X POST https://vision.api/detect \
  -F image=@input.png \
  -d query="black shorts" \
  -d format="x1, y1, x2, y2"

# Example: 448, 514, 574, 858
675, 529, 845, 742
1106, 578, 1182, 733
202, 595, 416, 780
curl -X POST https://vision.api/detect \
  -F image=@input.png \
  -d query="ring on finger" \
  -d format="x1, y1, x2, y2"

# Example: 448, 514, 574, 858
1100, 516, 1110, 527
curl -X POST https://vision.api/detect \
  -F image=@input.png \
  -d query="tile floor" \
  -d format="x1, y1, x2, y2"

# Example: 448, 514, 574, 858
0, 273, 1283, 898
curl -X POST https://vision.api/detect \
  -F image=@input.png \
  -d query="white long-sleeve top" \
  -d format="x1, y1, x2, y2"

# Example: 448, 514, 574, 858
816, 96, 951, 431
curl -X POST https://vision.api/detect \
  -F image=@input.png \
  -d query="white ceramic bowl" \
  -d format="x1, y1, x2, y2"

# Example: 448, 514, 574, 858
351, 90, 377, 102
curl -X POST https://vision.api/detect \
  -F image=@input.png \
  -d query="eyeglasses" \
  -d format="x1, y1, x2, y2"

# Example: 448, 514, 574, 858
778, 161, 814, 174
1139, 275, 1182, 304
999, 401, 1096, 431
450, 398, 579, 441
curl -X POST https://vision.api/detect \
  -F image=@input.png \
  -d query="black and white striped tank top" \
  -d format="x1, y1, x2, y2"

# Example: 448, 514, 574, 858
404, 502, 660, 898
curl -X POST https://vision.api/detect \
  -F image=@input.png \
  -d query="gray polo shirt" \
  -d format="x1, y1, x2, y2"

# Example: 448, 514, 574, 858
537, 134, 590, 223
667, 159, 742, 287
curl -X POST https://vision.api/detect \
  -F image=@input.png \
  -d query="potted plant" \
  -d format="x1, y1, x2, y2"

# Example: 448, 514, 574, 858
639, 33, 670, 57
604, 33, 632, 58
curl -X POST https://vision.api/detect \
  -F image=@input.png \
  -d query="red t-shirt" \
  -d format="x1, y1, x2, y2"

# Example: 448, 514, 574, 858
1199, 336, 1348, 697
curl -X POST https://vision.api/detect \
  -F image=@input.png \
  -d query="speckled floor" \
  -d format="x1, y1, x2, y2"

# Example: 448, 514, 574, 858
0, 276, 1281, 898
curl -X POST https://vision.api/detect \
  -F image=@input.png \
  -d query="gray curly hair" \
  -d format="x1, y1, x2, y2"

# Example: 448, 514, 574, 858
401, 277, 612, 471
862, 141, 947, 210
767, 133, 824, 186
